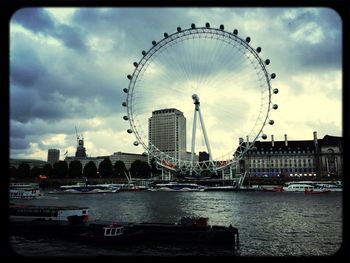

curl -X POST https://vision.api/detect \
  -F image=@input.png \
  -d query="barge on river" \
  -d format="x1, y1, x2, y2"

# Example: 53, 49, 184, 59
9, 204, 239, 248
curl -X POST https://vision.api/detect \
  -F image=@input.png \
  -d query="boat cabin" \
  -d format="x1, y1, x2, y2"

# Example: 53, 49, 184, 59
103, 224, 124, 236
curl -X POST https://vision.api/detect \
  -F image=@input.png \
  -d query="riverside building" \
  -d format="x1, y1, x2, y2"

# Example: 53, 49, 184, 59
64, 131, 148, 170
65, 152, 148, 170
109, 152, 148, 169
237, 132, 342, 178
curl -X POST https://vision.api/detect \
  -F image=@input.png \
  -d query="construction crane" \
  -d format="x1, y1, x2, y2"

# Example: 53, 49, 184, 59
75, 125, 81, 141
75, 125, 85, 145
75, 125, 87, 157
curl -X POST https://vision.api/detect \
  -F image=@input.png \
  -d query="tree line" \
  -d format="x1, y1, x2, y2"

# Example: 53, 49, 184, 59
9, 158, 159, 179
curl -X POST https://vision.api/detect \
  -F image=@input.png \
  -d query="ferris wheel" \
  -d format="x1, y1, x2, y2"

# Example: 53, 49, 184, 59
122, 23, 278, 176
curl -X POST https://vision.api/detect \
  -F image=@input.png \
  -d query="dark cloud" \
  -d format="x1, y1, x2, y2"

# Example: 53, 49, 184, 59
10, 137, 29, 150
296, 42, 341, 70
9, 7, 342, 160
10, 83, 68, 124
11, 119, 71, 139
10, 87, 38, 123
11, 62, 41, 87
10, 41, 44, 87
12, 8, 87, 52
274, 8, 341, 71
71, 8, 195, 52
12, 8, 55, 34
53, 24, 87, 51
10, 30, 123, 125
10, 121, 27, 139
32, 100, 66, 121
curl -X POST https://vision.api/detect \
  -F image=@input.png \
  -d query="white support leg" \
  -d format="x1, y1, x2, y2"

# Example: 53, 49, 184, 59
198, 108, 214, 167
190, 108, 198, 176
168, 170, 172, 181
190, 94, 215, 176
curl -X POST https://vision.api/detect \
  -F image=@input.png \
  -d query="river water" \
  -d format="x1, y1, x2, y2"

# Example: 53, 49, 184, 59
9, 190, 343, 257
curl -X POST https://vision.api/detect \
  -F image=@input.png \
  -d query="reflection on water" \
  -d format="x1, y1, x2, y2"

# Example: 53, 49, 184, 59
10, 191, 342, 256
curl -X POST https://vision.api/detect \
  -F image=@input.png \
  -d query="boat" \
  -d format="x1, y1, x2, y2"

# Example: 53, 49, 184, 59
304, 188, 331, 194
262, 185, 284, 192
283, 181, 342, 192
205, 185, 238, 191
314, 182, 342, 192
48, 182, 120, 194
122, 217, 239, 247
105, 183, 142, 192
110, 172, 149, 191
283, 183, 315, 192
9, 204, 89, 224
79, 222, 145, 245
10, 215, 239, 249
148, 182, 207, 192
204, 185, 256, 191
9, 182, 41, 199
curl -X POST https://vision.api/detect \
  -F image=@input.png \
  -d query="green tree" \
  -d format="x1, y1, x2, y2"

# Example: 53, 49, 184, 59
31, 166, 42, 179
114, 160, 127, 178
98, 158, 113, 178
9, 166, 17, 178
130, 160, 151, 178
42, 163, 53, 178
17, 163, 30, 178
83, 161, 98, 178
53, 161, 68, 178
69, 160, 83, 178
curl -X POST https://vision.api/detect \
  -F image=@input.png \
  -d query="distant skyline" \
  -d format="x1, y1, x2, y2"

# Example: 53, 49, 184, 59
10, 7, 342, 161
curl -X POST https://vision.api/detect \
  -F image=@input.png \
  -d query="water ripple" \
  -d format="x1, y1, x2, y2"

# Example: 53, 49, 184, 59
10, 191, 342, 256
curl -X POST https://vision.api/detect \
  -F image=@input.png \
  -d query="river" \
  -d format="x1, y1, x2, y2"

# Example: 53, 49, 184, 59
9, 190, 343, 256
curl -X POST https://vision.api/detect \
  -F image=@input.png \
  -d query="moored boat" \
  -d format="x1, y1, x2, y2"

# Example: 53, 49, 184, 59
283, 181, 342, 192
9, 204, 89, 224
205, 185, 237, 191
262, 185, 284, 192
148, 182, 207, 192
204, 185, 256, 191
104, 183, 142, 192
282, 183, 315, 192
314, 183, 342, 192
9, 182, 41, 199
304, 188, 331, 194
48, 182, 120, 194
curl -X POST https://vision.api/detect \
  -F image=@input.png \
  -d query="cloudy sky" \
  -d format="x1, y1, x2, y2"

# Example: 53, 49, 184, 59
10, 7, 342, 161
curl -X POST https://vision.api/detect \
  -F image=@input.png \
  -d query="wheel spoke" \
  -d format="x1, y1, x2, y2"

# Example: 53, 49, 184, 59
124, 26, 276, 175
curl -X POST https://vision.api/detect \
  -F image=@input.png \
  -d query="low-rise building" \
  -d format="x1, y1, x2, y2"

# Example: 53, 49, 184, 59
110, 152, 148, 169
64, 156, 107, 168
64, 152, 148, 170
